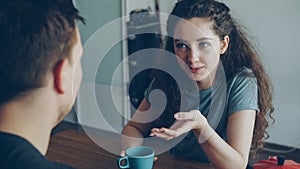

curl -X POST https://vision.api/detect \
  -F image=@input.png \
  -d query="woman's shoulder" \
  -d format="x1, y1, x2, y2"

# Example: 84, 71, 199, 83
236, 67, 255, 77
227, 67, 257, 88
232, 67, 255, 79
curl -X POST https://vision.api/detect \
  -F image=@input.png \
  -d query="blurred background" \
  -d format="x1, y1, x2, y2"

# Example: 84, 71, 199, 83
62, 0, 300, 156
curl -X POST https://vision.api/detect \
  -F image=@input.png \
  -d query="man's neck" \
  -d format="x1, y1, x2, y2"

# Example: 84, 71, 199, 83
0, 97, 57, 155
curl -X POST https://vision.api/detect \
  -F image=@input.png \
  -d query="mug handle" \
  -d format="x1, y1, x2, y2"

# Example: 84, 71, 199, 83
117, 156, 129, 168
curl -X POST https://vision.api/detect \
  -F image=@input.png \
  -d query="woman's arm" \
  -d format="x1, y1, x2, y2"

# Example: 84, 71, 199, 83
151, 109, 256, 169
200, 110, 256, 169
121, 98, 154, 150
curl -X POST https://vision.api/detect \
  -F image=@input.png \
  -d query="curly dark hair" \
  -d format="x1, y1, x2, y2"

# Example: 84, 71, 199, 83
154, 0, 274, 157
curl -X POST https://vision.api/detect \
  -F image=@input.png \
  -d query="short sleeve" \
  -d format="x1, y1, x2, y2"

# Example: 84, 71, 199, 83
227, 71, 259, 115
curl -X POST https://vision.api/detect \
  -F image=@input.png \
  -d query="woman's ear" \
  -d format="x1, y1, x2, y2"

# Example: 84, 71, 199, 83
52, 60, 67, 94
220, 35, 230, 54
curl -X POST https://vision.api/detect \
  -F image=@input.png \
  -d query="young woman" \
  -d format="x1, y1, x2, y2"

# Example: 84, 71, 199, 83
122, 0, 274, 168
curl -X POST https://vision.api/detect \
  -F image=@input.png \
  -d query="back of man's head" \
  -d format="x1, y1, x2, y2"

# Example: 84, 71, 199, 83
0, 0, 84, 106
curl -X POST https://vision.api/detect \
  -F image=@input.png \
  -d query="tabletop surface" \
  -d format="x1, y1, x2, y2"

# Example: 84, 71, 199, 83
46, 129, 213, 169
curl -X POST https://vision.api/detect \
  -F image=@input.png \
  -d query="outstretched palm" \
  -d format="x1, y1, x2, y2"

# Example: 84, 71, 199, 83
150, 110, 206, 140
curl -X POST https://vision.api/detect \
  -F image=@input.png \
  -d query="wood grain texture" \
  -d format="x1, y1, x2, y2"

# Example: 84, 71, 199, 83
47, 129, 213, 169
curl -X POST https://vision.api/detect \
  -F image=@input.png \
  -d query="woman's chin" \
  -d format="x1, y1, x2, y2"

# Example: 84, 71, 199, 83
191, 73, 209, 82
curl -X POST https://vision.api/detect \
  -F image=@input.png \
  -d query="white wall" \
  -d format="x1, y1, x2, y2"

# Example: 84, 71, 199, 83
226, 0, 300, 148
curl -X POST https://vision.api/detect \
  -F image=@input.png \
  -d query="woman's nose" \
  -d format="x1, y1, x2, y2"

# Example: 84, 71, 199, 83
188, 48, 200, 64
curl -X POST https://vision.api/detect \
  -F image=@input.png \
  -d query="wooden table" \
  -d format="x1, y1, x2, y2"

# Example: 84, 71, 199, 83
46, 129, 213, 169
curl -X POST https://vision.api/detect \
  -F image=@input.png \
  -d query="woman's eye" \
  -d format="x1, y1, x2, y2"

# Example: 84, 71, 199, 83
175, 43, 188, 49
199, 42, 209, 47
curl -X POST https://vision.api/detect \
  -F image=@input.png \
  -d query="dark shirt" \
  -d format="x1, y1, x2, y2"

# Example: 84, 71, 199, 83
0, 132, 76, 169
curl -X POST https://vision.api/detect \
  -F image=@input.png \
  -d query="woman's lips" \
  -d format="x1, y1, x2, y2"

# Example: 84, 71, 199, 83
191, 66, 204, 73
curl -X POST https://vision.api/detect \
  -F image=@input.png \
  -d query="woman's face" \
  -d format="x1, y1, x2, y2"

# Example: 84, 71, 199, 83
173, 17, 229, 89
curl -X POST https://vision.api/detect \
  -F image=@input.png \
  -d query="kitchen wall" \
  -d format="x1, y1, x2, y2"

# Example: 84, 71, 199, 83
124, 0, 300, 148
64, 0, 124, 132
65, 0, 300, 148
226, 0, 300, 149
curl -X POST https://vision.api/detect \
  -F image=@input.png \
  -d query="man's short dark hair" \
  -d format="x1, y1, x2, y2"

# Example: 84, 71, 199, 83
0, 0, 85, 105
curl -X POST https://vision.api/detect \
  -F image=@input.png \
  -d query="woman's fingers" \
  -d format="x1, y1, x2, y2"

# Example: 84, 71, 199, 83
161, 127, 181, 137
150, 128, 162, 136
149, 110, 205, 140
120, 150, 125, 157
150, 127, 183, 140
150, 128, 175, 140
153, 132, 174, 140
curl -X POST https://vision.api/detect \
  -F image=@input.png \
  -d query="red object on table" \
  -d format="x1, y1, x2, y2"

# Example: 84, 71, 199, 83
253, 156, 300, 169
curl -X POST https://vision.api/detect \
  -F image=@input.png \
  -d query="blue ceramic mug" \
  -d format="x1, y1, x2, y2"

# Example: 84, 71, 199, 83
118, 146, 154, 169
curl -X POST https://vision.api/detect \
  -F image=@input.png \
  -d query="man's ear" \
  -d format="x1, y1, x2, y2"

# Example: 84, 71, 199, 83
53, 60, 68, 94
220, 35, 230, 54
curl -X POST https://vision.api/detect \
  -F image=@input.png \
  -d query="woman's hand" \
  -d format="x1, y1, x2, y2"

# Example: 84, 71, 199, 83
120, 150, 125, 157
150, 110, 207, 140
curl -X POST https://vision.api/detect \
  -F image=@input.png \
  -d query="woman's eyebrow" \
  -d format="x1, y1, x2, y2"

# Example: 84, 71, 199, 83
174, 38, 188, 44
196, 37, 214, 41
174, 37, 213, 43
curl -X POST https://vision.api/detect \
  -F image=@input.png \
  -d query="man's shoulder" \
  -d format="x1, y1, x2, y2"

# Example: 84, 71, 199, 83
0, 132, 75, 169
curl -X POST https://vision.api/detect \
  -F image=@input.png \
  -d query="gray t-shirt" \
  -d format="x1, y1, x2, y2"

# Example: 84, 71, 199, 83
144, 68, 259, 162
